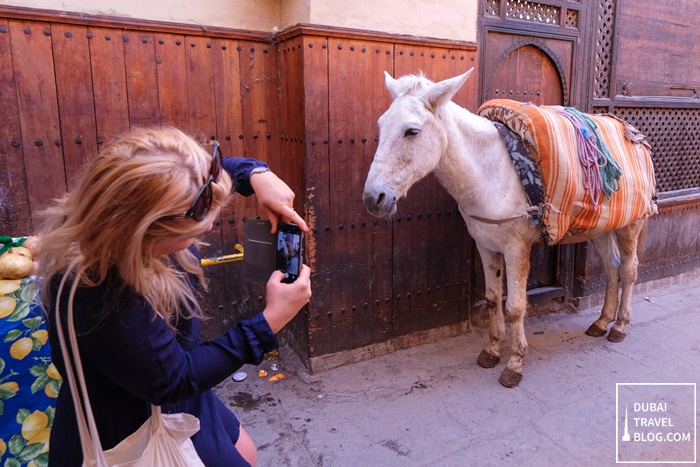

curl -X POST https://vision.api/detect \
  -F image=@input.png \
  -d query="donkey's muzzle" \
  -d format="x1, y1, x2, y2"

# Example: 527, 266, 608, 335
363, 188, 397, 218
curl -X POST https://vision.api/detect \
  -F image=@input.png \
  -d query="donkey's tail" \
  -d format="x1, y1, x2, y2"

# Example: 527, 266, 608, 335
636, 218, 649, 263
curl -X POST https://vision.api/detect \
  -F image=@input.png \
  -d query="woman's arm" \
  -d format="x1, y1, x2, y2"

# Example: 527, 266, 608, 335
76, 296, 279, 405
222, 156, 308, 233
222, 156, 269, 196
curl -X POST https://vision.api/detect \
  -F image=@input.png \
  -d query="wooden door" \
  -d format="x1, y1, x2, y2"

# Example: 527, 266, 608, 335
478, 0, 586, 303
482, 38, 565, 105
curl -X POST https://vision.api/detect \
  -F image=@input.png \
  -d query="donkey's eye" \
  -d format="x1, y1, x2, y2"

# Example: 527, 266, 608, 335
404, 128, 420, 137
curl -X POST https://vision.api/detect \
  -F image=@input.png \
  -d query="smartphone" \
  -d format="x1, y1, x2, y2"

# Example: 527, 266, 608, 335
275, 222, 304, 283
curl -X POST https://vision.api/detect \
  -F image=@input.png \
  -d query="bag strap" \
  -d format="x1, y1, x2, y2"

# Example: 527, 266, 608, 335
55, 266, 159, 466
55, 264, 107, 466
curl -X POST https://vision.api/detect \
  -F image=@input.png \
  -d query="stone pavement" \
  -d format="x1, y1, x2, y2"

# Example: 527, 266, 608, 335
214, 272, 700, 466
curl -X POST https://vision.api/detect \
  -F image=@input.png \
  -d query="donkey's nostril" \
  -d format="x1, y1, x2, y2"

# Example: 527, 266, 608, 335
376, 193, 386, 206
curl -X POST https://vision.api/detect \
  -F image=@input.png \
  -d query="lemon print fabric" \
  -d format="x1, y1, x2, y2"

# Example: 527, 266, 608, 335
1, 265, 60, 466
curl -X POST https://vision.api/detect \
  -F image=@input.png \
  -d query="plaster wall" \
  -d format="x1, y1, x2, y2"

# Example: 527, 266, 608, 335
2, 0, 478, 41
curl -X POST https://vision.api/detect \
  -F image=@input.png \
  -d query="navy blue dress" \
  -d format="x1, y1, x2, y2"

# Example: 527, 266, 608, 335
46, 157, 274, 467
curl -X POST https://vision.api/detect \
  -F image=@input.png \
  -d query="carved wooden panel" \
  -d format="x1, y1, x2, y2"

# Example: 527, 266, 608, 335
591, 0, 700, 195
572, 0, 700, 300
481, 32, 573, 105
593, 0, 615, 99
505, 0, 563, 25
593, 107, 700, 193
484, 0, 581, 28
613, 1, 700, 100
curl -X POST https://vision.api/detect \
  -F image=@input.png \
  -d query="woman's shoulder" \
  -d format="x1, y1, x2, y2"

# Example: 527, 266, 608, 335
46, 269, 145, 331
48, 268, 132, 301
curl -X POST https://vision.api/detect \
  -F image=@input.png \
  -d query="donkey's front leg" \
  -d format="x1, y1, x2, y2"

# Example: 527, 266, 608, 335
608, 219, 645, 343
476, 247, 505, 369
500, 247, 532, 388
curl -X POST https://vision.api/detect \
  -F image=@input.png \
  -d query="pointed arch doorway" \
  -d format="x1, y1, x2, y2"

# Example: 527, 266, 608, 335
477, 0, 588, 304
484, 41, 566, 105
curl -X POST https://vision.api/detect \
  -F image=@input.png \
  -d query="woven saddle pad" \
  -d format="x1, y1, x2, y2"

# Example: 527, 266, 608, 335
478, 99, 658, 245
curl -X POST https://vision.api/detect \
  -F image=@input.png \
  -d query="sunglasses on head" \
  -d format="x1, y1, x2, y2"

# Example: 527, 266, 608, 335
160, 141, 223, 222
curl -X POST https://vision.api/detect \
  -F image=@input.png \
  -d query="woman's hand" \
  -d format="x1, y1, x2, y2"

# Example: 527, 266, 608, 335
262, 265, 312, 334
249, 170, 308, 233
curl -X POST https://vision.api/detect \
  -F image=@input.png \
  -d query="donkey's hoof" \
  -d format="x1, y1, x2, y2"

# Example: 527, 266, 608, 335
499, 368, 523, 388
607, 329, 626, 343
585, 323, 607, 337
477, 350, 500, 368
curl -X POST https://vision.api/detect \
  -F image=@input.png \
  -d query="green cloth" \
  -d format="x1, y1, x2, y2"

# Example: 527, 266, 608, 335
0, 236, 26, 255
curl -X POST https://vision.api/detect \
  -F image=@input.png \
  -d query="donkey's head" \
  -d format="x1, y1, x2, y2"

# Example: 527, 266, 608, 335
363, 68, 474, 218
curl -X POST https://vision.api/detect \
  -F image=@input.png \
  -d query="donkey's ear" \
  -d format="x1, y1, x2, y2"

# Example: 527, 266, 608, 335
422, 68, 474, 112
384, 71, 404, 100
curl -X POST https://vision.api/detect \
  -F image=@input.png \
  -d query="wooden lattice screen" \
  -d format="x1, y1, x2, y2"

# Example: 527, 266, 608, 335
593, 107, 700, 193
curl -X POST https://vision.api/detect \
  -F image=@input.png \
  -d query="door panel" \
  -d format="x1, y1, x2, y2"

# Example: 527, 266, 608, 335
479, 12, 580, 297
487, 44, 563, 105
481, 31, 574, 105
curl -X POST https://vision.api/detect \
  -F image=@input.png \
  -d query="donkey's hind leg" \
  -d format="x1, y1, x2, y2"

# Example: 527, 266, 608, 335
607, 219, 645, 342
585, 220, 645, 342
476, 247, 506, 369
586, 232, 620, 338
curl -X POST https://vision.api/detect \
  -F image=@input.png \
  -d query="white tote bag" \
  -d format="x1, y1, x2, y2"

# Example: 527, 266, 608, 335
91, 405, 204, 467
55, 271, 206, 467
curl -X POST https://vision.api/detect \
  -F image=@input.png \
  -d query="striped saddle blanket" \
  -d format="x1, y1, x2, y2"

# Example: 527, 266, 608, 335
477, 99, 658, 245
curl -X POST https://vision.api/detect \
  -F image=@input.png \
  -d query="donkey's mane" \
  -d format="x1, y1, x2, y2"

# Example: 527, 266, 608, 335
396, 71, 434, 96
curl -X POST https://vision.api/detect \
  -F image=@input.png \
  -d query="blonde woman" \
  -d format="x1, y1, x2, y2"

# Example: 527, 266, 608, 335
39, 127, 311, 466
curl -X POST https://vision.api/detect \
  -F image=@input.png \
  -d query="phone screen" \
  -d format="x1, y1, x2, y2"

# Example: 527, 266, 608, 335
276, 223, 303, 283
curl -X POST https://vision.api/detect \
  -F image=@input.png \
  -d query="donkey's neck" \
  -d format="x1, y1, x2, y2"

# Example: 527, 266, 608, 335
432, 104, 529, 219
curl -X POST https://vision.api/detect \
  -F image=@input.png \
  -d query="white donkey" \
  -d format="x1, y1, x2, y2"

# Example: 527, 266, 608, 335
363, 69, 656, 387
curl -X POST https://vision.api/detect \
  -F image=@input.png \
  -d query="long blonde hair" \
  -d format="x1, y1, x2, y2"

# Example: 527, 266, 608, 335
39, 127, 233, 328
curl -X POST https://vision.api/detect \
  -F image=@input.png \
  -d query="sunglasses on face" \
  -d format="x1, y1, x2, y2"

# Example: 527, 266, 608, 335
161, 141, 223, 222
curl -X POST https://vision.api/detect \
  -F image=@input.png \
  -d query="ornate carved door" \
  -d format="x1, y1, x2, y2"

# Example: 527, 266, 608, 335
478, 0, 588, 302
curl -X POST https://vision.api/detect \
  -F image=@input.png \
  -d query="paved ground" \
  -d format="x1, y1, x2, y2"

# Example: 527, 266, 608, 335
215, 272, 700, 466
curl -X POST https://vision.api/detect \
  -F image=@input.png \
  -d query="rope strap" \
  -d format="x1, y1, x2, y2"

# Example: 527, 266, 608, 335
557, 108, 623, 207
